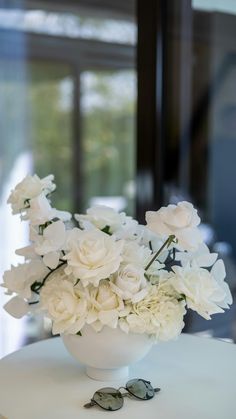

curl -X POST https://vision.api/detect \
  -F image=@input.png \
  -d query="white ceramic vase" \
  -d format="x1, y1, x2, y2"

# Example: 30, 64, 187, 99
61, 325, 153, 381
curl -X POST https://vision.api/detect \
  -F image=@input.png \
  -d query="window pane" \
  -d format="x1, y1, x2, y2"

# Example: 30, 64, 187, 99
165, 0, 236, 340
0, 1, 136, 357
0, 59, 74, 357
81, 70, 136, 215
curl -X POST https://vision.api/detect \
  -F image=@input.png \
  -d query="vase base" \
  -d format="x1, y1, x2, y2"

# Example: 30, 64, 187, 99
86, 366, 129, 381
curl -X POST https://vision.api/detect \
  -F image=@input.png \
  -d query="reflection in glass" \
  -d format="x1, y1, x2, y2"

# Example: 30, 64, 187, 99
0, 8, 136, 45
81, 70, 136, 215
0, 60, 74, 357
166, 1, 236, 339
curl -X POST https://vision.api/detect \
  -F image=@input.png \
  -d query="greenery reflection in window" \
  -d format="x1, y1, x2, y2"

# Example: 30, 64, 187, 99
81, 70, 136, 215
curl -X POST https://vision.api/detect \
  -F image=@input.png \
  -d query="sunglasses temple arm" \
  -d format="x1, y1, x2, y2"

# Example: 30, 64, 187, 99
84, 400, 96, 408
154, 388, 161, 393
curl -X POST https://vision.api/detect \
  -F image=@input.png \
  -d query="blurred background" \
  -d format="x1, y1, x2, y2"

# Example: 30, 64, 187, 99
0, 0, 236, 357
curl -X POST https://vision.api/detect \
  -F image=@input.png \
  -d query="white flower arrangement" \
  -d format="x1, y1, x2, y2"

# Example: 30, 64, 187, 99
1, 174, 233, 342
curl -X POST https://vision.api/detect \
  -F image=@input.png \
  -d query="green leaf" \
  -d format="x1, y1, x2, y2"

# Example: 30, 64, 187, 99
76, 331, 82, 336
101, 225, 111, 235
178, 294, 186, 302
24, 198, 30, 208
74, 279, 80, 286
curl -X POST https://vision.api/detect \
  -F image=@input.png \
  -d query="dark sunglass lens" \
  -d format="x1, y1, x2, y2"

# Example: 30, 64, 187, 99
126, 379, 155, 400
93, 387, 124, 411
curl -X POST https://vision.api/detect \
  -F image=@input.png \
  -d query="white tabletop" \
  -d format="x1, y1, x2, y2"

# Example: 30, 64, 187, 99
0, 333, 235, 419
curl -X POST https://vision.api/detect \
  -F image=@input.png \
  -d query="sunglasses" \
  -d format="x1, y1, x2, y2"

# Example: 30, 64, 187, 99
84, 378, 160, 411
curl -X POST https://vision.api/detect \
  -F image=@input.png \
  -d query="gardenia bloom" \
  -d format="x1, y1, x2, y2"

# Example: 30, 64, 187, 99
146, 201, 203, 251
2, 259, 49, 299
40, 277, 88, 335
64, 228, 124, 287
120, 283, 186, 340
170, 262, 232, 319
75, 205, 134, 234
86, 280, 128, 331
7, 174, 56, 214
111, 264, 148, 303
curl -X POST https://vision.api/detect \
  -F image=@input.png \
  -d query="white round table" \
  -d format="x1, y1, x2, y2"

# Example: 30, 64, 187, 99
0, 334, 235, 419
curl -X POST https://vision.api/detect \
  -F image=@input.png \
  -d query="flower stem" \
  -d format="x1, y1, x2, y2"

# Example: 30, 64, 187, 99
31, 261, 66, 293
145, 235, 176, 271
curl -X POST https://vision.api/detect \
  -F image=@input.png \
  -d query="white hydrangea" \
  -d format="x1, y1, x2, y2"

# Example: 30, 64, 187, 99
120, 282, 186, 340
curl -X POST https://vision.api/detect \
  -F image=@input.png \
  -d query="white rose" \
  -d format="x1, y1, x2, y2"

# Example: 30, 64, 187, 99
64, 228, 124, 287
75, 205, 135, 234
146, 201, 203, 251
40, 277, 87, 335
2, 259, 49, 298
111, 264, 148, 303
121, 241, 151, 267
170, 263, 232, 320
86, 280, 128, 331
7, 174, 56, 214
120, 284, 185, 340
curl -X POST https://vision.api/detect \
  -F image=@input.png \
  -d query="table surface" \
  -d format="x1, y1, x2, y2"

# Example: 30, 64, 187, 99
0, 333, 235, 419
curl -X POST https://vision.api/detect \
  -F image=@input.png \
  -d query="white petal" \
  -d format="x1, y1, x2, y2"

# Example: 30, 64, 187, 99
43, 252, 60, 269
98, 310, 118, 328
211, 259, 226, 282
4, 296, 29, 318
16, 245, 38, 260
35, 220, 66, 255
196, 252, 218, 267
55, 209, 71, 222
